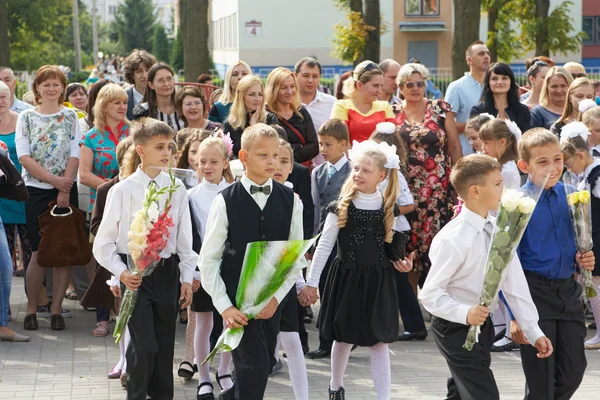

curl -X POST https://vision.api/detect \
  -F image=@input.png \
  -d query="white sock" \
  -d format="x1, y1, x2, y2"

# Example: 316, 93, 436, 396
493, 337, 513, 347
217, 320, 234, 390
194, 312, 213, 394
115, 326, 127, 371
274, 333, 282, 362
370, 342, 391, 400
330, 341, 352, 390
183, 307, 196, 364
122, 326, 130, 373
280, 331, 309, 400
492, 303, 506, 336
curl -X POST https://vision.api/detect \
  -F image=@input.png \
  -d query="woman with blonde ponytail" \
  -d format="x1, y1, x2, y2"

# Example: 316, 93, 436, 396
299, 141, 414, 400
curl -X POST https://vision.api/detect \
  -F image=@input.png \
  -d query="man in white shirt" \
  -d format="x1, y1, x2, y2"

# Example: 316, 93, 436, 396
378, 59, 401, 105
295, 57, 336, 168
420, 154, 552, 400
0, 67, 33, 114
123, 50, 157, 120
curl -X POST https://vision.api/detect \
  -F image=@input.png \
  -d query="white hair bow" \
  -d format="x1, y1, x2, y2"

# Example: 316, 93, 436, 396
348, 140, 401, 170
560, 122, 590, 145
375, 122, 396, 135
579, 99, 597, 114
478, 113, 496, 121
503, 120, 522, 141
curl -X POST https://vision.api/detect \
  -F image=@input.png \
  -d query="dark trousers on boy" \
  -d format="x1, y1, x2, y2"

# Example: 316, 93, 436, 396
395, 270, 426, 333
125, 256, 180, 400
432, 316, 500, 400
520, 271, 586, 400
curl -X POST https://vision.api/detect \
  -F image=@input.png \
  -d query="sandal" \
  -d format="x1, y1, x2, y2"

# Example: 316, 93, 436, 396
93, 321, 109, 337
177, 360, 197, 380
24, 313, 38, 331
179, 308, 188, 324
108, 367, 122, 379
196, 382, 214, 400
65, 290, 78, 301
215, 372, 233, 391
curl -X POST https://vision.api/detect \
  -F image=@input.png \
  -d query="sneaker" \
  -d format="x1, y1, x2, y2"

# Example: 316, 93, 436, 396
269, 359, 283, 376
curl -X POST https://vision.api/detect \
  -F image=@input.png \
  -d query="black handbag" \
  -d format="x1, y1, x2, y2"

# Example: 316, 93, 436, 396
385, 231, 409, 261
0, 153, 29, 201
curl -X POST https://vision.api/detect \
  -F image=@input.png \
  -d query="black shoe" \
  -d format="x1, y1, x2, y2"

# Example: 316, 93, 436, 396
177, 361, 197, 380
590, 322, 597, 329
328, 386, 345, 400
398, 330, 427, 341
493, 327, 506, 343
305, 306, 313, 319
490, 341, 519, 352
24, 313, 38, 330
218, 384, 235, 400
306, 348, 330, 359
50, 314, 65, 330
215, 372, 233, 391
303, 315, 313, 324
197, 382, 214, 400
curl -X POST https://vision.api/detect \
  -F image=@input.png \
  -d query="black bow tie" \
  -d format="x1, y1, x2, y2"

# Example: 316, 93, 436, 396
250, 185, 271, 195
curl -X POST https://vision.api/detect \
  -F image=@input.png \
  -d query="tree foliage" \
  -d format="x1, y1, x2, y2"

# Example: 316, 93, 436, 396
452, 0, 481, 80
152, 24, 170, 63
483, 0, 584, 62
111, 0, 156, 54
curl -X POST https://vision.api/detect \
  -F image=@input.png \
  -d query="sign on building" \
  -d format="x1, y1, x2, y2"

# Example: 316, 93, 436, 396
245, 20, 262, 37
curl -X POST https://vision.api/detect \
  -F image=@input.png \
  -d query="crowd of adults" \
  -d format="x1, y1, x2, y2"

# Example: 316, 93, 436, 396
0, 40, 598, 349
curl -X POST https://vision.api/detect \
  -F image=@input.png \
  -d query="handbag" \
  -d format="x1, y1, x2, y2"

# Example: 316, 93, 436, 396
385, 231, 409, 262
37, 201, 92, 267
0, 153, 29, 201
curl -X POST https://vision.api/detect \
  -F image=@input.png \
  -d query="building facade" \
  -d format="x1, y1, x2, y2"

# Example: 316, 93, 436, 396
583, 0, 600, 67
82, 0, 176, 34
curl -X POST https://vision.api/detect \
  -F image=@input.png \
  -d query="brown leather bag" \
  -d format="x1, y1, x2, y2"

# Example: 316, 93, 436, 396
37, 201, 92, 267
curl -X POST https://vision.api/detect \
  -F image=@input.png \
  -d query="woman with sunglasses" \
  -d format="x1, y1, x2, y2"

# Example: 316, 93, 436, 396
470, 63, 531, 133
330, 60, 395, 143
395, 62, 462, 286
521, 60, 550, 109
531, 66, 573, 129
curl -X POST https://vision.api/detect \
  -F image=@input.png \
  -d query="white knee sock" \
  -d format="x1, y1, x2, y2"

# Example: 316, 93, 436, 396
330, 341, 353, 390
280, 331, 309, 400
586, 277, 600, 344
217, 320, 234, 390
370, 342, 391, 400
115, 326, 127, 371
194, 312, 214, 394
122, 326, 130, 373
183, 307, 196, 364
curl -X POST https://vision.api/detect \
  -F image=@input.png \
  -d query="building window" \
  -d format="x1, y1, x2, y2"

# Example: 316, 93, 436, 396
108, 5, 118, 15
406, 0, 439, 16
583, 16, 600, 44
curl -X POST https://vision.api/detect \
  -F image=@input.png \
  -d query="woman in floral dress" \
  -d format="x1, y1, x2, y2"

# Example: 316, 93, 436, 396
395, 63, 462, 284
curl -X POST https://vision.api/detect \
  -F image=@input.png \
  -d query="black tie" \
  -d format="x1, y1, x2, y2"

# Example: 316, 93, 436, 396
250, 185, 271, 195
149, 180, 158, 189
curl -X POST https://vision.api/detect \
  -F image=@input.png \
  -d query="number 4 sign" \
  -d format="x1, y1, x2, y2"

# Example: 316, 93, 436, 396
245, 20, 262, 37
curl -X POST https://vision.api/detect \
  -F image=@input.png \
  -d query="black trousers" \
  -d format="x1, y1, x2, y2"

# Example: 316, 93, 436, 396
432, 316, 499, 400
395, 270, 426, 333
232, 312, 280, 400
126, 256, 179, 400
520, 271, 586, 400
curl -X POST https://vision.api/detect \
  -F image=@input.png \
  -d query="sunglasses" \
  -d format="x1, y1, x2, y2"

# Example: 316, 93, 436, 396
356, 62, 378, 81
526, 61, 549, 77
571, 72, 587, 79
403, 80, 426, 89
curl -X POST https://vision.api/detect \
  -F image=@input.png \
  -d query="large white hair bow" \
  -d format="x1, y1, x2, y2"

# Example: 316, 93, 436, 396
375, 122, 396, 135
579, 99, 597, 114
478, 113, 496, 121
560, 121, 590, 145
504, 120, 522, 141
348, 140, 401, 170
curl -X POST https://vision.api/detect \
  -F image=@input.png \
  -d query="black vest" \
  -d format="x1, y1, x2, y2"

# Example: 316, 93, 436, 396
220, 181, 294, 303
588, 165, 600, 274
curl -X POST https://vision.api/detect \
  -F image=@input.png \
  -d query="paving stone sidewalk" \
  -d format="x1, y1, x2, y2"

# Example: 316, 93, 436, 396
2, 276, 600, 399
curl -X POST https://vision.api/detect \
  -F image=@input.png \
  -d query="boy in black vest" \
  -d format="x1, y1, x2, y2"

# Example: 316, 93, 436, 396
198, 123, 306, 400
304, 119, 350, 359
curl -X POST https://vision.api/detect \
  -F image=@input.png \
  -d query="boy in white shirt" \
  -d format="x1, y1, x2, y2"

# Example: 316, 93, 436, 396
419, 154, 552, 400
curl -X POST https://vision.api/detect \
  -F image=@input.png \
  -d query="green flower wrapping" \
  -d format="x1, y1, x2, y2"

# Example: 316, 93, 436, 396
463, 187, 543, 351
202, 236, 319, 365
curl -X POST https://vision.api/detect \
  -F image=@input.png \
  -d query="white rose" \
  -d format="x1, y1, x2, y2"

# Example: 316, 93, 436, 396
501, 189, 523, 212
518, 196, 536, 214
230, 159, 244, 179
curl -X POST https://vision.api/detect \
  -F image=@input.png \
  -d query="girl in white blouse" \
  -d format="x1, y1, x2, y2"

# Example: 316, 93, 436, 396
187, 136, 235, 399
479, 118, 522, 190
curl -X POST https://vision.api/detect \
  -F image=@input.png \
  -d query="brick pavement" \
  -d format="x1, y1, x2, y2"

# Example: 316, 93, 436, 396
2, 276, 600, 399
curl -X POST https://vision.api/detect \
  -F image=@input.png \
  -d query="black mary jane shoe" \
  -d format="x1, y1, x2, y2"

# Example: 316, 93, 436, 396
197, 382, 215, 400
215, 372, 233, 390
177, 361, 197, 380
398, 330, 427, 341
329, 386, 346, 400
306, 348, 330, 359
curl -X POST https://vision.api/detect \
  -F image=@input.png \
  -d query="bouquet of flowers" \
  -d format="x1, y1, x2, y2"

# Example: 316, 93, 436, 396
563, 171, 596, 299
202, 236, 318, 365
463, 180, 547, 351
113, 166, 180, 343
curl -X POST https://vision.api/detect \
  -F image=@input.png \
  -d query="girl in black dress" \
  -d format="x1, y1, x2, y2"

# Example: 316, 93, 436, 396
299, 141, 413, 400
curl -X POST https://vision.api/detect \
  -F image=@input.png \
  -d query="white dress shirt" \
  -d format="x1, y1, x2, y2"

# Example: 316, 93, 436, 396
327, 154, 349, 176
306, 190, 382, 288
133, 87, 144, 107
580, 159, 600, 198
419, 205, 545, 345
198, 173, 306, 314
93, 167, 197, 284
304, 90, 336, 167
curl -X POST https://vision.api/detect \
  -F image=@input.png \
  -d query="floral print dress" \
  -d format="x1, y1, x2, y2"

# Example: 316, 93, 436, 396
396, 99, 453, 278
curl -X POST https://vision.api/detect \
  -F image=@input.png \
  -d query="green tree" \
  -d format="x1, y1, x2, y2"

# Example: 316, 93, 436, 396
152, 24, 169, 63
452, 0, 481, 79
112, 0, 156, 53
180, 0, 210, 82
171, 28, 184, 71
0, 0, 9, 66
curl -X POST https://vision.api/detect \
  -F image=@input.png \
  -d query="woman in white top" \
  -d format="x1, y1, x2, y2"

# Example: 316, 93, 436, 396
16, 65, 82, 332
479, 118, 522, 190
187, 136, 235, 399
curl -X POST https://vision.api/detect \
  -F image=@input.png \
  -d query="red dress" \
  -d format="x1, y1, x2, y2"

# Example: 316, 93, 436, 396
396, 99, 453, 279
330, 99, 395, 143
